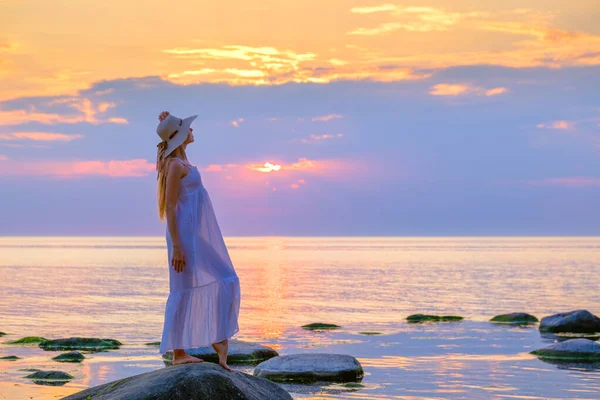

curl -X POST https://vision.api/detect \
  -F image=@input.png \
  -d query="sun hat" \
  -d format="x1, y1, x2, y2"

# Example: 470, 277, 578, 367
156, 113, 198, 158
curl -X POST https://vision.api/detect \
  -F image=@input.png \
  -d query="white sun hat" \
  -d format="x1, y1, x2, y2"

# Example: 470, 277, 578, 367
156, 113, 198, 158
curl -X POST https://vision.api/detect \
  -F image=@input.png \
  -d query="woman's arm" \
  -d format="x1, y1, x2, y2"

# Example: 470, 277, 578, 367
165, 159, 186, 272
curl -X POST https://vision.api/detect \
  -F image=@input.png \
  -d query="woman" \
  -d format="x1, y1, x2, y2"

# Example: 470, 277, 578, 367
156, 110, 241, 371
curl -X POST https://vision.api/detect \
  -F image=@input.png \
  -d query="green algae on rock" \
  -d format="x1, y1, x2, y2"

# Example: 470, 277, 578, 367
39, 337, 122, 351
0, 355, 20, 360
490, 313, 538, 324
406, 314, 463, 323
301, 323, 341, 331
52, 351, 85, 363
6, 336, 48, 344
25, 370, 74, 386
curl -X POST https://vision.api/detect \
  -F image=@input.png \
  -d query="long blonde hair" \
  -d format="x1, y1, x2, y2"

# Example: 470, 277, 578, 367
156, 141, 171, 221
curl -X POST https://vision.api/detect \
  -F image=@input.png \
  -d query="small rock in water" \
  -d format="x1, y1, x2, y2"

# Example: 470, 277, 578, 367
301, 323, 341, 331
0, 355, 20, 360
62, 362, 292, 400
52, 351, 85, 363
358, 332, 383, 335
0, 332, 6, 337
145, 341, 161, 346
25, 370, 74, 386
490, 313, 538, 324
531, 338, 600, 361
406, 314, 463, 323
254, 353, 364, 383
163, 339, 279, 364
6, 336, 48, 344
539, 310, 600, 334
39, 337, 122, 351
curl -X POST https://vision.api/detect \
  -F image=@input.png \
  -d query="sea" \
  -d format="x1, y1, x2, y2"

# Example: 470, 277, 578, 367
0, 236, 599, 399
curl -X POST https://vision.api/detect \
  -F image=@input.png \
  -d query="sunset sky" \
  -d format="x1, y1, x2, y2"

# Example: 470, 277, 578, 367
1, 0, 599, 235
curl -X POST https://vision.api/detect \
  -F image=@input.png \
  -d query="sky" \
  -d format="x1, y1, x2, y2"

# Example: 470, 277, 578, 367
1, 0, 599, 236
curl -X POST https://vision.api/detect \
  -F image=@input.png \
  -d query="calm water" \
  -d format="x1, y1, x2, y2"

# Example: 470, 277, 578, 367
0, 236, 599, 399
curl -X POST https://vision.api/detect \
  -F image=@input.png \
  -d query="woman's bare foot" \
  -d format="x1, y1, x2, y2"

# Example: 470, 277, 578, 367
211, 339, 232, 372
172, 349, 204, 366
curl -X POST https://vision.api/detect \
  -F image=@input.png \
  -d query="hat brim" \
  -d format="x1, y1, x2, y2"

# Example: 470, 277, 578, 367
164, 115, 198, 157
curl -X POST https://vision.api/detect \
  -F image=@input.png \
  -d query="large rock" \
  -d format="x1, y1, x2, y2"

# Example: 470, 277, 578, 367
62, 362, 292, 400
490, 313, 538, 324
539, 310, 600, 334
254, 353, 364, 383
39, 337, 122, 351
162, 340, 278, 365
531, 338, 600, 361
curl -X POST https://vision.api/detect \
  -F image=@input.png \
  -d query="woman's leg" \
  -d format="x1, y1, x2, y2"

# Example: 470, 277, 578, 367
211, 339, 231, 371
172, 348, 204, 365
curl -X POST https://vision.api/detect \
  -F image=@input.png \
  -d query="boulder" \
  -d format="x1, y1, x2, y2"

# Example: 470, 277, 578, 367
301, 323, 341, 331
254, 353, 363, 383
24, 370, 74, 386
39, 337, 122, 351
531, 338, 600, 361
62, 362, 292, 400
163, 340, 278, 365
539, 310, 600, 334
406, 314, 463, 323
52, 351, 85, 363
490, 313, 538, 324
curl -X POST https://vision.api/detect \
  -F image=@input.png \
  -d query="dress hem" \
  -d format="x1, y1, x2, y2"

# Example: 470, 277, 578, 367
159, 327, 240, 354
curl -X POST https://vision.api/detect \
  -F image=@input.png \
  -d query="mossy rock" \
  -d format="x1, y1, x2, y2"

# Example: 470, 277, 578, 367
490, 313, 538, 325
52, 351, 85, 363
145, 341, 161, 346
25, 370, 74, 386
1, 355, 20, 360
0, 332, 6, 337
39, 337, 122, 351
406, 314, 463, 323
301, 323, 341, 331
6, 336, 48, 344
358, 332, 383, 335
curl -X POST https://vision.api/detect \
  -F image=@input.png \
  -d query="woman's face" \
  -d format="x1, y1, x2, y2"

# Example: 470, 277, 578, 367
184, 127, 194, 145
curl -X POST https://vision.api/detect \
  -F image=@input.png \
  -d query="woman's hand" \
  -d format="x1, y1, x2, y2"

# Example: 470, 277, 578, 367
171, 246, 186, 273
159, 111, 170, 122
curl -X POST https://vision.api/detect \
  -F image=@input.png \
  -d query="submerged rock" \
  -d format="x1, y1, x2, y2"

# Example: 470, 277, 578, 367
39, 337, 122, 351
0, 332, 6, 337
25, 370, 74, 386
63, 362, 292, 400
52, 351, 85, 363
6, 336, 47, 344
406, 314, 463, 323
163, 339, 278, 365
145, 341, 161, 346
358, 332, 383, 335
539, 310, 600, 334
0, 355, 20, 360
531, 338, 600, 362
254, 353, 364, 383
490, 313, 538, 324
301, 323, 341, 331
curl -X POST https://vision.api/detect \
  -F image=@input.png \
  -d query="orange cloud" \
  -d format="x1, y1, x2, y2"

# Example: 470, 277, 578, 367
0, 98, 128, 126
231, 118, 244, 128
312, 114, 343, 122
429, 83, 470, 96
536, 120, 575, 130
0, 132, 84, 141
0, 158, 154, 177
429, 83, 509, 97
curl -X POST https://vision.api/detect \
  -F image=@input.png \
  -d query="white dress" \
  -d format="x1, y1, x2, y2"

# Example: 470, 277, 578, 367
159, 158, 241, 354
